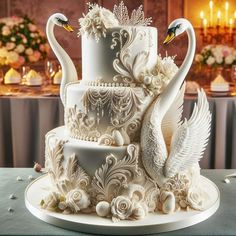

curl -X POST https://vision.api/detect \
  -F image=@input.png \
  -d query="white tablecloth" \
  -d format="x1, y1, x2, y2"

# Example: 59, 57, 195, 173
0, 96, 64, 167
183, 95, 236, 169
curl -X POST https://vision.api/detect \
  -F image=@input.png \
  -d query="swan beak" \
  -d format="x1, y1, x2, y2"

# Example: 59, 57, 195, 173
63, 24, 74, 32
163, 32, 175, 45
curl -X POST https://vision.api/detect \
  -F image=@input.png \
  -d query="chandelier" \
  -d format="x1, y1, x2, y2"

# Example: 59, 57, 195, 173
200, 1, 236, 45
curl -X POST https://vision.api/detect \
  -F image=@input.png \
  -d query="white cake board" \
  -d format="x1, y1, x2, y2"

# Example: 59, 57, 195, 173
25, 174, 220, 235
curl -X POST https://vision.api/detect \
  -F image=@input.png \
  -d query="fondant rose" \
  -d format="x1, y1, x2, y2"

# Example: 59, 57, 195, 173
78, 4, 118, 42
66, 189, 90, 213
111, 196, 133, 220
187, 186, 208, 210
41, 192, 60, 210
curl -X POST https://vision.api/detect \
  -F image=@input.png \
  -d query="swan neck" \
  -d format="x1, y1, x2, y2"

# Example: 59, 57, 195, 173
157, 24, 195, 118
46, 16, 78, 106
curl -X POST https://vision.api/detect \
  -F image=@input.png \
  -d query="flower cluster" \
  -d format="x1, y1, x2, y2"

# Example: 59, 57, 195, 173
41, 188, 91, 213
139, 55, 178, 95
78, 3, 119, 42
195, 44, 236, 68
0, 16, 50, 68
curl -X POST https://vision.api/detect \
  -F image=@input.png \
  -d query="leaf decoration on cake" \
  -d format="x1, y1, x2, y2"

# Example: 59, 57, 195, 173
45, 133, 66, 183
91, 144, 139, 202
111, 28, 150, 84
65, 153, 91, 190
113, 1, 152, 26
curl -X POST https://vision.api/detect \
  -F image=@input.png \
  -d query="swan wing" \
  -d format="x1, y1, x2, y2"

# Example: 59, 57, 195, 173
164, 89, 211, 178
161, 83, 185, 151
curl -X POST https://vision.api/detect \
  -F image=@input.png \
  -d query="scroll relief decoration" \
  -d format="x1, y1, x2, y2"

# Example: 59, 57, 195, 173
43, 132, 91, 214
65, 105, 101, 141
111, 28, 151, 85
81, 86, 148, 145
42, 142, 160, 222
65, 86, 149, 145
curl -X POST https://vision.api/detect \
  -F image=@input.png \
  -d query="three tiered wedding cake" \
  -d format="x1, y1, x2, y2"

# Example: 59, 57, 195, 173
35, 2, 218, 227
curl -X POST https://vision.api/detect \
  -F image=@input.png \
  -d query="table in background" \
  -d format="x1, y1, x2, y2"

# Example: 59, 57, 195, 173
184, 95, 236, 169
0, 168, 235, 235
0, 96, 64, 167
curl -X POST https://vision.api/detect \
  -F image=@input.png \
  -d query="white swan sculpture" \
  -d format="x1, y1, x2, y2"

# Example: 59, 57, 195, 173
141, 18, 212, 188
46, 13, 78, 106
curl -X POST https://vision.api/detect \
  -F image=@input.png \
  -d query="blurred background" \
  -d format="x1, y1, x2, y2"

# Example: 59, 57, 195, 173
0, 0, 235, 169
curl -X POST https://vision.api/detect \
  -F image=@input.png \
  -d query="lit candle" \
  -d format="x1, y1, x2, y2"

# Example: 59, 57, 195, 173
225, 1, 229, 26
217, 10, 221, 25
203, 19, 208, 36
200, 11, 204, 27
209, 0, 213, 26
229, 18, 233, 34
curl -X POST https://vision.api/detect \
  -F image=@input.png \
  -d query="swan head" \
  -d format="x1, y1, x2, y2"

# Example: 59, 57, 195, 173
51, 13, 73, 32
163, 18, 190, 45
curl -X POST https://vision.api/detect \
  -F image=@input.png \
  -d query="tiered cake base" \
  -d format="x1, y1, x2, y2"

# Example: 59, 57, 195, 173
25, 174, 220, 235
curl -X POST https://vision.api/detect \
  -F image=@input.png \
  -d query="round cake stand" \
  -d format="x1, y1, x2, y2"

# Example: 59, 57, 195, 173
25, 174, 220, 235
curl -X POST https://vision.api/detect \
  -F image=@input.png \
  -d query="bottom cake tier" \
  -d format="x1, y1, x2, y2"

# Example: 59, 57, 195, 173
25, 174, 220, 234
45, 126, 127, 177
43, 126, 217, 222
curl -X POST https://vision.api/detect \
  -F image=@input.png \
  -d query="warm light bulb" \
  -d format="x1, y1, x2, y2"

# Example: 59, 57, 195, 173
234, 11, 236, 18
203, 19, 208, 26
217, 10, 221, 18
229, 18, 233, 25
209, 0, 213, 9
225, 1, 229, 10
200, 11, 204, 19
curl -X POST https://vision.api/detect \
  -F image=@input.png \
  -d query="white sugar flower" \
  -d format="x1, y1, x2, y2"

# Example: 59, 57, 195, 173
66, 189, 90, 213
78, 4, 118, 42
187, 186, 208, 211
41, 192, 60, 210
111, 196, 133, 221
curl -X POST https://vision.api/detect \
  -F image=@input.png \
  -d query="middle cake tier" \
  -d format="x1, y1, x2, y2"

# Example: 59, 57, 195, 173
65, 82, 154, 145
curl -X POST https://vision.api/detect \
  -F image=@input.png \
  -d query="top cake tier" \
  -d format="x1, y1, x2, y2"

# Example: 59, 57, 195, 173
78, 2, 158, 86
82, 26, 157, 85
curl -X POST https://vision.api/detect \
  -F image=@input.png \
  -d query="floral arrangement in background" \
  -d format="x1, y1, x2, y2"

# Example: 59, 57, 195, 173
195, 44, 236, 68
0, 16, 50, 68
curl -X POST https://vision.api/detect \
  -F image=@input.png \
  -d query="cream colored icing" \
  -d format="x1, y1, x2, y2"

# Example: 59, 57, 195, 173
4, 68, 21, 84
25, 69, 43, 86
211, 74, 229, 92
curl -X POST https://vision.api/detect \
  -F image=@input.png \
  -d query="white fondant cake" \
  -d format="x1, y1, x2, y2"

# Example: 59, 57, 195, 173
4, 68, 21, 84
210, 73, 229, 92
25, 69, 43, 86
40, 1, 216, 225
